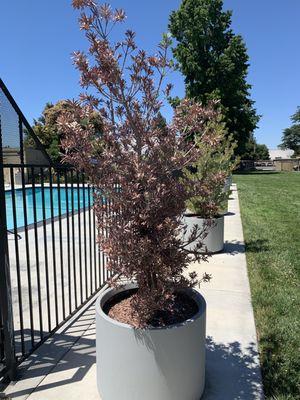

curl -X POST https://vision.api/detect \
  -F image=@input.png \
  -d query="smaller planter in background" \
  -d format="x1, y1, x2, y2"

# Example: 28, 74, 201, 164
223, 175, 233, 194
183, 130, 238, 255
221, 175, 233, 213
183, 213, 224, 253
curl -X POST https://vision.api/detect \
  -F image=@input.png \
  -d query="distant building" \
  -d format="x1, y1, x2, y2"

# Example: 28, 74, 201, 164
269, 149, 294, 160
267, 149, 300, 171
2, 147, 49, 185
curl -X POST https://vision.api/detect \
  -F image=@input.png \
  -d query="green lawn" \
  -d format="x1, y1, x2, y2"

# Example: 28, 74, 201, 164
234, 171, 300, 400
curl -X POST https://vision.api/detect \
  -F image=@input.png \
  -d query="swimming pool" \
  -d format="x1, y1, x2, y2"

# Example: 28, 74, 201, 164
5, 186, 94, 230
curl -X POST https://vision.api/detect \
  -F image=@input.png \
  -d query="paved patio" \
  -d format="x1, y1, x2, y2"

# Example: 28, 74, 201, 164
4, 184, 264, 399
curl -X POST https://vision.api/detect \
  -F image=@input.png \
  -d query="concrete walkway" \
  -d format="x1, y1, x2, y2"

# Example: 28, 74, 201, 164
4, 184, 264, 399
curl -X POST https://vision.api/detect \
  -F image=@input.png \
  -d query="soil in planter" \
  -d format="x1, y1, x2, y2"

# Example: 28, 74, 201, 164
104, 289, 199, 328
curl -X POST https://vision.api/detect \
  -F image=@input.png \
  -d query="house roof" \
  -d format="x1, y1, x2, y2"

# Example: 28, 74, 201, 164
269, 149, 294, 160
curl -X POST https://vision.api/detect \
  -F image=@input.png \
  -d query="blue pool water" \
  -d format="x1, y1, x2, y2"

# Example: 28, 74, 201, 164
5, 187, 94, 230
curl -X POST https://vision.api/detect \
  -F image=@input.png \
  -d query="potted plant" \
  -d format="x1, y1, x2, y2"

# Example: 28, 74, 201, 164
183, 126, 237, 254
60, 2, 222, 399
223, 174, 233, 194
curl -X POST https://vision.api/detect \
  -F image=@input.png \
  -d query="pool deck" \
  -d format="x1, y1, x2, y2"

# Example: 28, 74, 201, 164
4, 184, 264, 399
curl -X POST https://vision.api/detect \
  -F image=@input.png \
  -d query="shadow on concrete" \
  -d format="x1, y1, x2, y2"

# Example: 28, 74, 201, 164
5, 305, 96, 399
224, 238, 270, 256
224, 240, 245, 255
122, 332, 263, 400
204, 336, 263, 399
224, 211, 235, 217
6, 313, 263, 400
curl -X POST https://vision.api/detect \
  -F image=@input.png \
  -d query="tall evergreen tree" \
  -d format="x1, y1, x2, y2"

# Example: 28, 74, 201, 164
169, 0, 260, 156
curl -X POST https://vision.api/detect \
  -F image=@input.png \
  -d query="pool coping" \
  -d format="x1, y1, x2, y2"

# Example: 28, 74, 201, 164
5, 184, 95, 233
7, 206, 94, 235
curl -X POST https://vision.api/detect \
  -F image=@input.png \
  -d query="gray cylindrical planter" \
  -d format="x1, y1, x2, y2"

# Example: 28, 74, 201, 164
96, 283, 206, 400
223, 175, 233, 193
183, 214, 224, 253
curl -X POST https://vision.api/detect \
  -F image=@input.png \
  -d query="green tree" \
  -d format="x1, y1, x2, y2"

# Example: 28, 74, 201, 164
290, 107, 300, 124
243, 136, 270, 160
169, 0, 260, 156
25, 100, 103, 163
280, 107, 300, 156
255, 144, 270, 160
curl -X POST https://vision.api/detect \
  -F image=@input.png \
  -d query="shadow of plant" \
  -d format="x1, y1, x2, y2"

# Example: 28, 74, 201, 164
259, 333, 299, 399
245, 239, 270, 253
204, 336, 263, 399
5, 305, 265, 400
134, 329, 263, 400
234, 171, 280, 176
3, 305, 97, 399
224, 238, 270, 255
224, 240, 245, 255
224, 211, 235, 216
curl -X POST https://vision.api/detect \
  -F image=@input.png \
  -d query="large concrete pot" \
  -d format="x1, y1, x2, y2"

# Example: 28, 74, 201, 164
183, 214, 224, 253
96, 283, 206, 400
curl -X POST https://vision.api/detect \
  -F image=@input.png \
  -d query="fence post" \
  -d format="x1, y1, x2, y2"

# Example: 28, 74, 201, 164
0, 117, 17, 380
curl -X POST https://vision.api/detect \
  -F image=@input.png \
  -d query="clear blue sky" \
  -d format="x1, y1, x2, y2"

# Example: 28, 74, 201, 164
1, 0, 300, 149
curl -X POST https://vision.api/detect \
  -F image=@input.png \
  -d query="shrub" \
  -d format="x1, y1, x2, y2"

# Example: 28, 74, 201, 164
59, 1, 224, 327
185, 119, 238, 218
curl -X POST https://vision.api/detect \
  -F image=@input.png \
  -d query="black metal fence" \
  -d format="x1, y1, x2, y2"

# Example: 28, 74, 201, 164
0, 79, 111, 382
0, 163, 110, 381
0, 78, 51, 166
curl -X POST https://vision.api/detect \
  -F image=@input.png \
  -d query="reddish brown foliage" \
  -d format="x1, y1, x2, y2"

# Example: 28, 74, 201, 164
60, 2, 222, 326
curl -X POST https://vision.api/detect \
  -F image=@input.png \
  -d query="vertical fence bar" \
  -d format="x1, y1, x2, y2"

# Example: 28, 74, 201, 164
40, 168, 51, 332
0, 304, 4, 363
64, 170, 72, 314
49, 168, 59, 326
10, 168, 25, 356
101, 195, 106, 284
18, 116, 24, 165
31, 168, 43, 340
0, 162, 16, 379
99, 195, 102, 286
87, 183, 92, 295
57, 170, 65, 319
70, 171, 78, 309
92, 187, 98, 291
20, 166, 35, 347
97, 227, 104, 286
97, 212, 102, 287
76, 172, 83, 304
82, 174, 88, 300
105, 196, 110, 279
